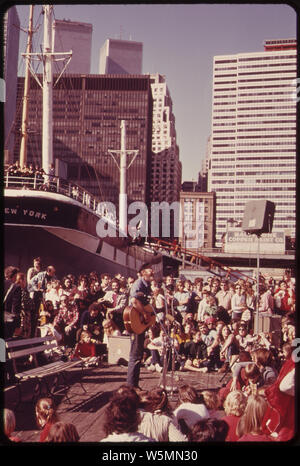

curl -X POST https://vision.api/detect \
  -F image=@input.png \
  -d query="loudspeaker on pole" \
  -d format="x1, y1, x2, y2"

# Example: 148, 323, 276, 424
242, 200, 275, 235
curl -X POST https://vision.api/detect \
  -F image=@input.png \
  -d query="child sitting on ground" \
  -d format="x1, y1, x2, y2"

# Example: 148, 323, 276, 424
72, 330, 99, 366
200, 390, 223, 419
35, 397, 59, 442
3, 409, 21, 442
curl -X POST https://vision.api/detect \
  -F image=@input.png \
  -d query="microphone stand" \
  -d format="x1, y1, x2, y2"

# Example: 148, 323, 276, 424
150, 296, 179, 397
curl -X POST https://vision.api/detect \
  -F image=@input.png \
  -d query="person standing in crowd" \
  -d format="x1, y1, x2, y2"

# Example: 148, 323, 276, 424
231, 283, 248, 321
151, 281, 167, 324
274, 280, 295, 315
215, 280, 233, 312
126, 264, 154, 389
197, 290, 211, 322
3, 266, 22, 339
28, 265, 56, 324
100, 273, 111, 294
14, 272, 35, 338
193, 277, 204, 308
258, 283, 274, 315
172, 280, 191, 324
26, 257, 42, 295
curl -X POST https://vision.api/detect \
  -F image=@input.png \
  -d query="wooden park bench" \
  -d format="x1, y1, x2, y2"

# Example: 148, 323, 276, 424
5, 335, 86, 406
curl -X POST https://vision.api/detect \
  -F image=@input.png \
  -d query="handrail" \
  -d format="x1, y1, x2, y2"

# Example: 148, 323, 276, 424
4, 173, 107, 218
147, 237, 257, 283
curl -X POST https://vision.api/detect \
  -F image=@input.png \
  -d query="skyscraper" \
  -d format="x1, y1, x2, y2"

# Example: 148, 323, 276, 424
99, 39, 143, 75
14, 74, 153, 208
208, 38, 296, 247
99, 39, 181, 206
149, 74, 181, 204
3, 6, 20, 164
52, 19, 92, 74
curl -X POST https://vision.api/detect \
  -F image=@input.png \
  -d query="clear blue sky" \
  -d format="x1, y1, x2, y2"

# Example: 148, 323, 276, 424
15, 3, 296, 181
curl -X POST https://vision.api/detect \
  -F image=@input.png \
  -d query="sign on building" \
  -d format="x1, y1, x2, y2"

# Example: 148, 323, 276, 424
225, 231, 285, 254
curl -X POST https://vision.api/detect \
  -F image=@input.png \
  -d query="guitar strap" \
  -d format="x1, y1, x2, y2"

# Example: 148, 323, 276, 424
3, 283, 15, 304
4, 283, 16, 322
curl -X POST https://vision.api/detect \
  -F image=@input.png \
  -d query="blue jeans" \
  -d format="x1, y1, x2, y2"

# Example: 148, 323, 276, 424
126, 332, 145, 387
150, 349, 161, 366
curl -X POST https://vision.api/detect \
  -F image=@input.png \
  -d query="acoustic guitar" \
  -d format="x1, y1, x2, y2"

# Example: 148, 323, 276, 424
123, 304, 156, 335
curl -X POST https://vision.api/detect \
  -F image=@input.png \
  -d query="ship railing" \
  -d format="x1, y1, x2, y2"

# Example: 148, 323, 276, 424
4, 172, 107, 217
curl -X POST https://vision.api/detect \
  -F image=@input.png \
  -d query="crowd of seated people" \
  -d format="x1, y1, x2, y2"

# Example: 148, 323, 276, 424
3, 260, 296, 442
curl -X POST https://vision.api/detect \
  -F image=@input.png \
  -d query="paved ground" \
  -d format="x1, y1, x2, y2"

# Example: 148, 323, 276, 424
4, 362, 231, 443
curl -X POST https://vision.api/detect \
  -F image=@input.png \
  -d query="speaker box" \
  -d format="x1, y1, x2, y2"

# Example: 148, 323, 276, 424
108, 335, 131, 365
242, 200, 275, 234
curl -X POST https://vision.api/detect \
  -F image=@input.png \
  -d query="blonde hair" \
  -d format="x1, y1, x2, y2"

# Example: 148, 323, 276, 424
3, 409, 16, 437
201, 390, 220, 411
224, 390, 247, 417
35, 398, 59, 428
236, 394, 268, 437
79, 330, 92, 343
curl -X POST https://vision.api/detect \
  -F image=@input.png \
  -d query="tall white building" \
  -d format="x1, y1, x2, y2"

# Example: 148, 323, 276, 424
149, 73, 181, 203
99, 39, 143, 75
53, 19, 92, 74
208, 39, 297, 247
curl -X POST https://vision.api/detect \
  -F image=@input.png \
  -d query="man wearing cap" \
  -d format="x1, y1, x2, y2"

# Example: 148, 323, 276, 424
126, 263, 154, 388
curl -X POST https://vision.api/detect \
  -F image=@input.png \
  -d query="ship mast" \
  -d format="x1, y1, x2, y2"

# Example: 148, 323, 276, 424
108, 120, 139, 236
19, 4, 34, 168
22, 4, 72, 178
42, 4, 54, 176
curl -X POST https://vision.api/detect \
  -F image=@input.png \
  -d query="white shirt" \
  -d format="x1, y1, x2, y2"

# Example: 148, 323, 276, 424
197, 298, 209, 321
231, 293, 246, 314
279, 368, 295, 396
138, 411, 187, 442
173, 402, 209, 429
100, 431, 155, 442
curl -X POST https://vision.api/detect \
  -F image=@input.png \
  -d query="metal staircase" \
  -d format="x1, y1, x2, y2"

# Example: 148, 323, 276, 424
145, 237, 256, 283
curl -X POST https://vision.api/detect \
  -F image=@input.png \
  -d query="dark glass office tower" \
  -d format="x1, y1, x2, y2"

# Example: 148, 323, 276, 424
14, 74, 153, 208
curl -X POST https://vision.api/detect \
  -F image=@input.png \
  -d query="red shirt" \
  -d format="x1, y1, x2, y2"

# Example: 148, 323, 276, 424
222, 414, 241, 442
264, 357, 295, 436
238, 432, 273, 442
73, 341, 96, 358
40, 422, 53, 442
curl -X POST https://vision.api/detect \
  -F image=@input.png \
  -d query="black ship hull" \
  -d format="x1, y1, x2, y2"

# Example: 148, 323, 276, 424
4, 189, 162, 279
